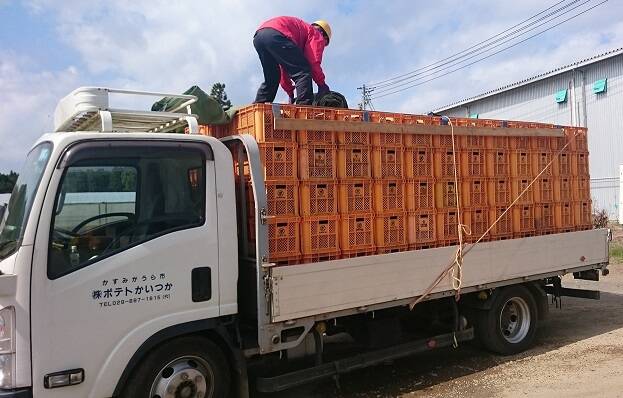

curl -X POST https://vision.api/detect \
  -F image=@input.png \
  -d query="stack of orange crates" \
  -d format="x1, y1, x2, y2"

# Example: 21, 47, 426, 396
196, 104, 592, 265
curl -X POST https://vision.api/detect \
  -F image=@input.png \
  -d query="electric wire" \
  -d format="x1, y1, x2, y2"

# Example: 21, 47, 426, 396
371, 0, 597, 96
371, 0, 607, 100
369, 0, 583, 90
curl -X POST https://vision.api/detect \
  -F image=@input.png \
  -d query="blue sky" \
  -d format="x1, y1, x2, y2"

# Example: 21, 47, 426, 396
1, 0, 622, 173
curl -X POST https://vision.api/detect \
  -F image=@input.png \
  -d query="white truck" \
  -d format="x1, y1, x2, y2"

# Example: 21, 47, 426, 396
0, 88, 610, 398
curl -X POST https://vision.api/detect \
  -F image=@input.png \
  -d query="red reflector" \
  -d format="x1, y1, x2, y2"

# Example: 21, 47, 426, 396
427, 339, 437, 349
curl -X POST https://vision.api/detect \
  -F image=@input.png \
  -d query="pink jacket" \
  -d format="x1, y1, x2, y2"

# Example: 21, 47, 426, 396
259, 16, 327, 96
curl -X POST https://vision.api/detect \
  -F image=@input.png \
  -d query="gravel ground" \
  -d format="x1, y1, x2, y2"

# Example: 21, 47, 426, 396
258, 227, 623, 398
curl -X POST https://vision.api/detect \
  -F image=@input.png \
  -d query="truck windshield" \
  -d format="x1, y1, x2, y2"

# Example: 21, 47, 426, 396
0, 143, 53, 260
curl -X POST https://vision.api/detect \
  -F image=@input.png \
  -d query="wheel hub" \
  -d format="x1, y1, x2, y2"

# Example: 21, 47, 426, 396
499, 296, 531, 344
150, 356, 213, 398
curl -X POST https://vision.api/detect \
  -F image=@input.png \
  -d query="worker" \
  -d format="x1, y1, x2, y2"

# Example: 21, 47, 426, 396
253, 16, 331, 105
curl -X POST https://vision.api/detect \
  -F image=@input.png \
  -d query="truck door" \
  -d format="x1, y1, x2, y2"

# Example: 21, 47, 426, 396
30, 140, 221, 397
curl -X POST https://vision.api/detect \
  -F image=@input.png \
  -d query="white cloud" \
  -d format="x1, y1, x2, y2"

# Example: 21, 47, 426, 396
0, 53, 80, 171
2, 0, 623, 172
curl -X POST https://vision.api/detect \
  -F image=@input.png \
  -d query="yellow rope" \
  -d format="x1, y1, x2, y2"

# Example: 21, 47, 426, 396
409, 125, 580, 310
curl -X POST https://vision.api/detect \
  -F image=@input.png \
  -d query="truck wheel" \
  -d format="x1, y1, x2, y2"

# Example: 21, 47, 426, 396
122, 336, 230, 398
477, 285, 538, 355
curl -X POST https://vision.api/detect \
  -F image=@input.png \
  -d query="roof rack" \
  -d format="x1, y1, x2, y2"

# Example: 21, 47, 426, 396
54, 87, 199, 134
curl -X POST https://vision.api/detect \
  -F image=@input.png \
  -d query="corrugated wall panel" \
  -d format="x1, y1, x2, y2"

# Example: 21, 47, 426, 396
444, 54, 623, 219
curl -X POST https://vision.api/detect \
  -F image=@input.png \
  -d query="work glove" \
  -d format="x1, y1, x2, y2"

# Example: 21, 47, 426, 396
317, 84, 330, 96
288, 94, 295, 104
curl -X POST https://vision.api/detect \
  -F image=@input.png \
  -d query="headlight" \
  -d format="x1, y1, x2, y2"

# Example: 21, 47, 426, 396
0, 307, 15, 389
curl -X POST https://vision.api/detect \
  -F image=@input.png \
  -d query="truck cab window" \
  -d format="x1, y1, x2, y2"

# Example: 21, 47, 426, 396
48, 145, 207, 279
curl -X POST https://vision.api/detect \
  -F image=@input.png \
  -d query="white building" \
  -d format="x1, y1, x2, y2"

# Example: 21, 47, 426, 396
435, 48, 623, 219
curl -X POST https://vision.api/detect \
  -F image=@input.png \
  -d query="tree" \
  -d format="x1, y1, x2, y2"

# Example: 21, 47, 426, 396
0, 171, 18, 194
210, 83, 232, 111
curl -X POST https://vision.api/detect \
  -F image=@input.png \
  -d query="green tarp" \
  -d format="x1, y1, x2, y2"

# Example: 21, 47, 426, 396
151, 85, 236, 125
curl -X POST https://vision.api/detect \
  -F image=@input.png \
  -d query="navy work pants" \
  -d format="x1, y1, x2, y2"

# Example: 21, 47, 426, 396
253, 28, 313, 105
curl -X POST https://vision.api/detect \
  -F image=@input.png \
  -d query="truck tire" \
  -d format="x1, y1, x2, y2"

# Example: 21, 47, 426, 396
476, 285, 539, 355
121, 336, 230, 398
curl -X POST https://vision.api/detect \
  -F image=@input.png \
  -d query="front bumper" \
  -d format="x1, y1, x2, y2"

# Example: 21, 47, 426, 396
0, 388, 32, 398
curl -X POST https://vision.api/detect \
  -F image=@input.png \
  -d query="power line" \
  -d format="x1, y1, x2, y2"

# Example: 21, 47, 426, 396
368, 0, 581, 90
366, 0, 576, 88
370, 0, 607, 100
371, 0, 595, 96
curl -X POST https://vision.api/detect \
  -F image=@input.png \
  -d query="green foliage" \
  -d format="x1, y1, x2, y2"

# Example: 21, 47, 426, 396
210, 82, 232, 111
610, 242, 623, 263
0, 171, 18, 194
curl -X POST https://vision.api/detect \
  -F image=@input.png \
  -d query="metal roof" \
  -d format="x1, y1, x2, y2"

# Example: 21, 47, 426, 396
434, 47, 623, 112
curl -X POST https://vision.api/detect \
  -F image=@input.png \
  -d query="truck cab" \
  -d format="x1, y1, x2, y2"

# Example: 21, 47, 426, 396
0, 88, 241, 397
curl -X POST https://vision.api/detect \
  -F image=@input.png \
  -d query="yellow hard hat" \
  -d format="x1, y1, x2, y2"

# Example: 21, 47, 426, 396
312, 20, 332, 44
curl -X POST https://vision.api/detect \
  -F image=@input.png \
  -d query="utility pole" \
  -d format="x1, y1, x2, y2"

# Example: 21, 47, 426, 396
357, 84, 373, 110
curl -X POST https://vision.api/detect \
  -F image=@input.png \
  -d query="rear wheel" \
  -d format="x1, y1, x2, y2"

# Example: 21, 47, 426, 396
122, 336, 230, 398
476, 285, 538, 355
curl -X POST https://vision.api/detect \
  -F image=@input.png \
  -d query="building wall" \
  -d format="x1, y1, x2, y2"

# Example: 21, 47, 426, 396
443, 54, 623, 219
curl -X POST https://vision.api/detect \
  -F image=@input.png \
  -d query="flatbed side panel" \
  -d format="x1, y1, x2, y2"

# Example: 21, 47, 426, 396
270, 229, 608, 322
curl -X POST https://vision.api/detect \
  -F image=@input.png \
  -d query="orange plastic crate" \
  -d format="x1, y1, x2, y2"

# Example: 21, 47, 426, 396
511, 178, 535, 205
531, 137, 552, 151
374, 180, 405, 212
459, 135, 486, 149
259, 143, 298, 180
373, 147, 404, 178
486, 136, 512, 150
301, 252, 341, 264
535, 203, 555, 232
197, 124, 231, 138
435, 179, 459, 208
375, 212, 408, 250
573, 152, 589, 176
299, 144, 337, 180
370, 112, 404, 146
296, 107, 337, 144
512, 136, 531, 150
513, 205, 535, 235
485, 150, 511, 177
408, 211, 436, 248
405, 148, 434, 178
533, 151, 554, 177
462, 178, 488, 207
342, 248, 377, 258
339, 180, 373, 213
565, 128, 588, 151
460, 149, 486, 177
534, 177, 554, 203
489, 207, 513, 239
234, 104, 297, 142
557, 152, 572, 176
338, 145, 372, 179
433, 135, 461, 149
406, 179, 435, 211
573, 177, 590, 201
265, 181, 299, 216
301, 215, 340, 255
488, 178, 512, 206
340, 214, 375, 252
555, 202, 574, 232
334, 108, 369, 144
300, 181, 338, 216
554, 177, 572, 201
404, 134, 433, 149
464, 207, 490, 242
267, 217, 300, 261
434, 148, 460, 178
436, 209, 460, 243
510, 151, 533, 177
574, 201, 592, 229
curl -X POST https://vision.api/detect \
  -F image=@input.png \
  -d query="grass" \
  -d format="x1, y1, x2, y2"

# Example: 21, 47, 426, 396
610, 242, 623, 264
